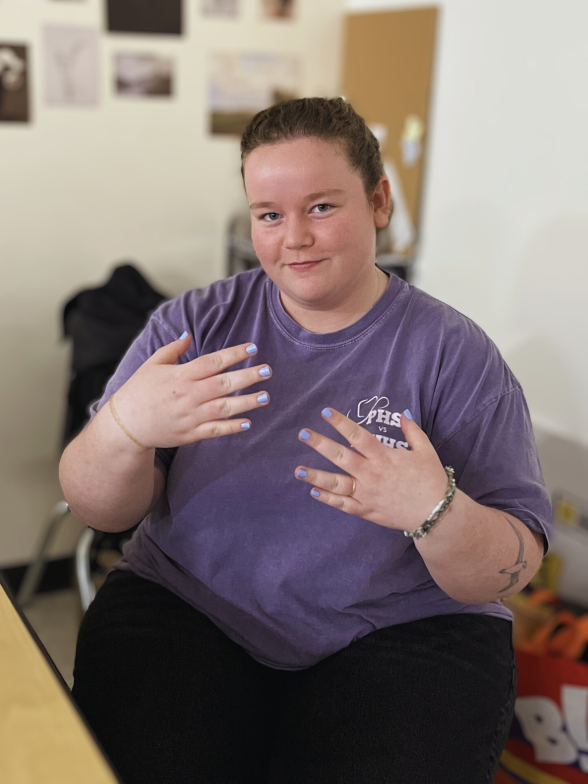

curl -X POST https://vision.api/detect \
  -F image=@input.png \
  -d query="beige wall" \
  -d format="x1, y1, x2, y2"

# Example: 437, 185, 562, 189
0, 0, 345, 565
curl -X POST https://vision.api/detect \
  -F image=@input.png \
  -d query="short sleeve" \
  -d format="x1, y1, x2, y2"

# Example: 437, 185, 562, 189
436, 387, 552, 551
86, 310, 183, 477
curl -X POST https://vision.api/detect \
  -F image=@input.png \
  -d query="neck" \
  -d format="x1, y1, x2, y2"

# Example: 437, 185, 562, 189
279, 267, 389, 334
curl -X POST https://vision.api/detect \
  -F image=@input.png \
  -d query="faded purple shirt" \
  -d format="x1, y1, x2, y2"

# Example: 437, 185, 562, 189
89, 268, 552, 670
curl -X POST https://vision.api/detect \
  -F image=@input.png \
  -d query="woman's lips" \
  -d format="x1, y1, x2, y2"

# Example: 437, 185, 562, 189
288, 259, 325, 270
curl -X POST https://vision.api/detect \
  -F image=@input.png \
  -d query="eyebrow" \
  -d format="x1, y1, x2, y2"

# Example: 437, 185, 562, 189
249, 189, 345, 211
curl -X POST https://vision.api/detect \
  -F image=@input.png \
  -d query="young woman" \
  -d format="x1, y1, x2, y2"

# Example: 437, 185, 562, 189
61, 97, 551, 784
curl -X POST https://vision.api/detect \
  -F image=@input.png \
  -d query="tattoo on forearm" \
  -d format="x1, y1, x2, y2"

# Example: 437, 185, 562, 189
498, 517, 528, 593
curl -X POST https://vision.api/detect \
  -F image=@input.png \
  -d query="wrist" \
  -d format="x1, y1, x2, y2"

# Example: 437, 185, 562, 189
108, 395, 150, 452
96, 398, 154, 458
403, 466, 456, 540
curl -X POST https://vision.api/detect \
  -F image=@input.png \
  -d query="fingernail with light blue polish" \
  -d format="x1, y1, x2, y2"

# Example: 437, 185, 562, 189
179, 331, 188, 340
246, 344, 258, 354
321, 408, 333, 418
299, 429, 311, 441
311, 489, 320, 498
296, 468, 307, 478
257, 393, 268, 404
259, 366, 271, 377
404, 409, 413, 420
241, 422, 251, 430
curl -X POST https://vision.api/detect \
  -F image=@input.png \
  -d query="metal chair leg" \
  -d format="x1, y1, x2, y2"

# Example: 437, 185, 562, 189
75, 527, 96, 612
16, 500, 71, 607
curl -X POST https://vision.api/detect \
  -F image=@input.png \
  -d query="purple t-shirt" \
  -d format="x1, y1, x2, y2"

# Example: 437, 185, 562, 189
89, 268, 551, 670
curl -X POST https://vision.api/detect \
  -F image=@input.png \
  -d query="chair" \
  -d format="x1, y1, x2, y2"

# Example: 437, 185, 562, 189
17, 263, 167, 612
226, 213, 260, 277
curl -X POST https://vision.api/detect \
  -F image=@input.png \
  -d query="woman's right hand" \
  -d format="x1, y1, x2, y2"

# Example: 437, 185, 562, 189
109, 335, 271, 450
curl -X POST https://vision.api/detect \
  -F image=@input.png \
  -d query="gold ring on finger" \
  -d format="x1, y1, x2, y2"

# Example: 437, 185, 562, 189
350, 477, 357, 497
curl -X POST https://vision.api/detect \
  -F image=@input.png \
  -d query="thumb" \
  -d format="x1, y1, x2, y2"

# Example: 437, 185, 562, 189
400, 409, 431, 452
148, 331, 191, 366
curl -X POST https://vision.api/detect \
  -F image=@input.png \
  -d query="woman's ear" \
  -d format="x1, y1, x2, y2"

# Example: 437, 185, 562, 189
372, 176, 393, 229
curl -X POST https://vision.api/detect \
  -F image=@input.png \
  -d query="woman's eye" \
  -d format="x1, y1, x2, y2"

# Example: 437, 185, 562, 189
262, 212, 280, 222
313, 204, 331, 213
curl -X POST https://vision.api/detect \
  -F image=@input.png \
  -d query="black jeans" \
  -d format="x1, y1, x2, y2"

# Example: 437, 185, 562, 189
72, 569, 516, 784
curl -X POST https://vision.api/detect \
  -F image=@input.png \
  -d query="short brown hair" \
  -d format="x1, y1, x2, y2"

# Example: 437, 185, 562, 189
240, 97, 384, 197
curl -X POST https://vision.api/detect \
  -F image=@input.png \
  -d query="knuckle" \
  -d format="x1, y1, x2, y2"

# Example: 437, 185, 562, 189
210, 352, 224, 371
219, 372, 233, 392
334, 495, 346, 510
334, 447, 347, 465
332, 475, 344, 493
218, 398, 231, 418
347, 426, 362, 444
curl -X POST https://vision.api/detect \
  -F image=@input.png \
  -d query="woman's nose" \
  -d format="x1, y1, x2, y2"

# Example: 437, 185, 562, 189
284, 216, 313, 250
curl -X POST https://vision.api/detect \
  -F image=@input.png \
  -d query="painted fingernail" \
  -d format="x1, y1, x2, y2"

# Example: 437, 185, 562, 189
321, 408, 333, 418
311, 489, 320, 497
259, 366, 271, 377
296, 468, 307, 478
179, 330, 188, 340
241, 422, 251, 430
299, 429, 311, 441
246, 344, 258, 354
403, 409, 413, 420
257, 393, 268, 404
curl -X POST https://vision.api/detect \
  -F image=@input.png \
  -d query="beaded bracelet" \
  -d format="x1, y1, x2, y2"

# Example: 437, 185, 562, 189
403, 466, 456, 540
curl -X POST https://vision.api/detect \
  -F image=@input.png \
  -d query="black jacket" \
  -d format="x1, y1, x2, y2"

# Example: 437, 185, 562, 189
62, 263, 166, 445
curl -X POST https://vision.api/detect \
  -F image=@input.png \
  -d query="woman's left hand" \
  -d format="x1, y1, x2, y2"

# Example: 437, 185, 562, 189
296, 408, 449, 533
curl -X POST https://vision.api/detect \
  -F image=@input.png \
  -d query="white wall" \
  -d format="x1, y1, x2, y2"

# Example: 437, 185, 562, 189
0, 0, 345, 565
347, 0, 588, 466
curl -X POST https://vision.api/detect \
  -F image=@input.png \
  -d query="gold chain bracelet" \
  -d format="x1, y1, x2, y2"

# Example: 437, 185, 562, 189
108, 396, 149, 451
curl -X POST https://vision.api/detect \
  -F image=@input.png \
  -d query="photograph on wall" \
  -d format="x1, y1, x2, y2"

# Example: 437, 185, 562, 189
208, 52, 300, 136
261, 0, 297, 20
107, 0, 183, 36
43, 25, 99, 106
0, 44, 30, 122
114, 53, 174, 97
202, 0, 238, 17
